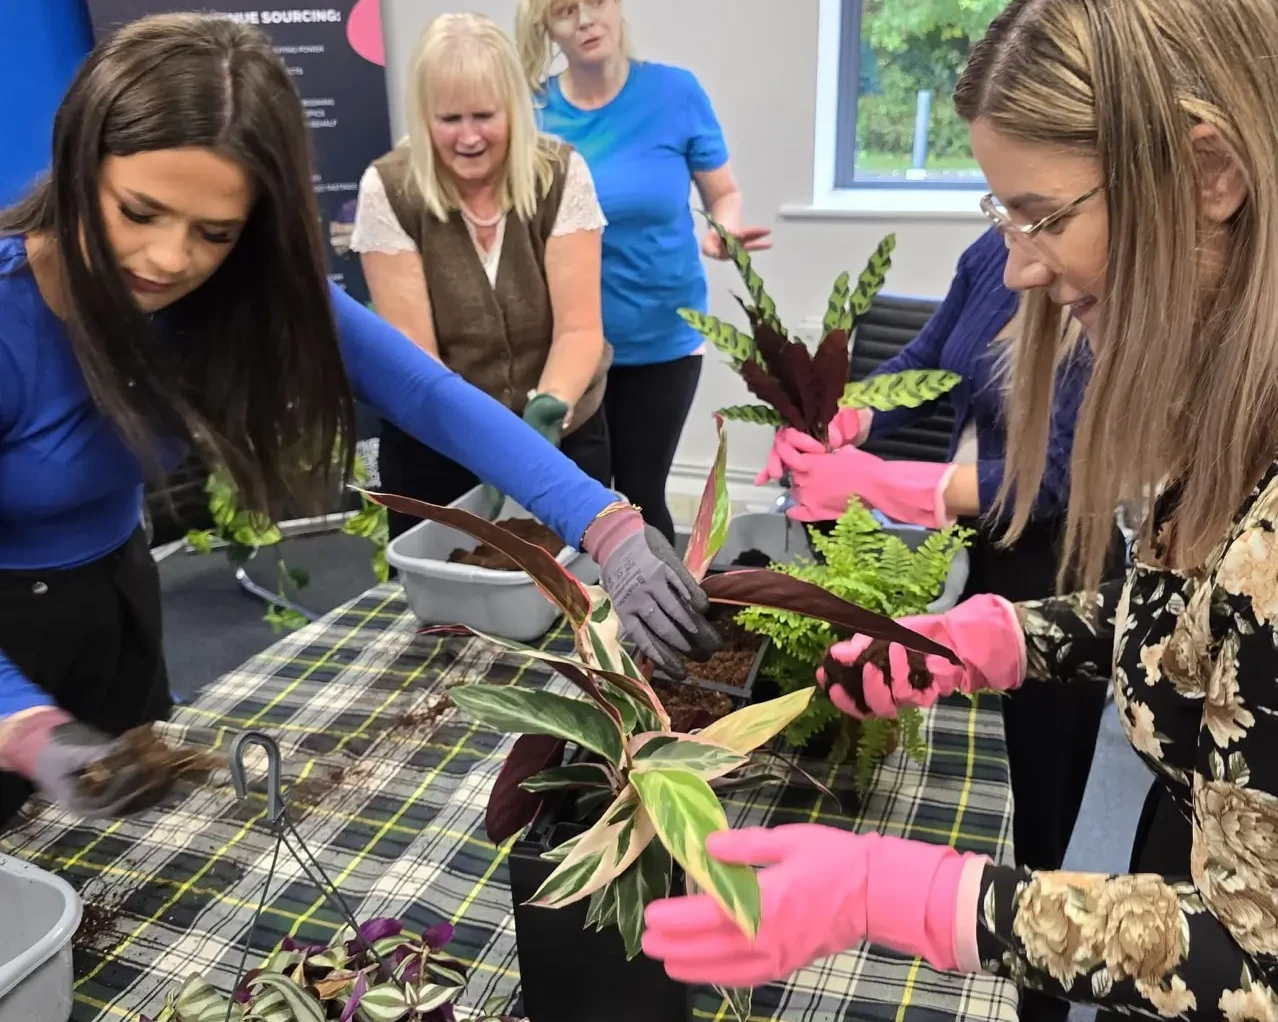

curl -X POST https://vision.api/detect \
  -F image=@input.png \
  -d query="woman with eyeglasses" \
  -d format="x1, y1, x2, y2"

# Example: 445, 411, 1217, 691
643, 0, 1278, 1016
514, 0, 771, 545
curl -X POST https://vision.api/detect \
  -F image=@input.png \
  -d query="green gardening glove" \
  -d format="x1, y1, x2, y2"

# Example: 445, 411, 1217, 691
522, 392, 571, 445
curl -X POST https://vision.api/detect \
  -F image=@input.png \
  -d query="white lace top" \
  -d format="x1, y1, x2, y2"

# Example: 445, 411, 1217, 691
350, 150, 606, 286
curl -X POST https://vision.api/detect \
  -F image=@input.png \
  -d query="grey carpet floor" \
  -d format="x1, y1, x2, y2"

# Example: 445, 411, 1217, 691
158, 529, 1152, 1022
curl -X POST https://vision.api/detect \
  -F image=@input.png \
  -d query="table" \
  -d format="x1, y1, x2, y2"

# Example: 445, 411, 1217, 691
0, 584, 1020, 1022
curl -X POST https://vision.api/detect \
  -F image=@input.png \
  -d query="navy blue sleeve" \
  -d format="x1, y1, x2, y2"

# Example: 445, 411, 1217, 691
680, 69, 729, 173
976, 344, 1088, 521
328, 283, 618, 546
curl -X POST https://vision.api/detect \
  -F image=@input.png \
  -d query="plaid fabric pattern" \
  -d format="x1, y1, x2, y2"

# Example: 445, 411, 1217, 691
0, 584, 1019, 1022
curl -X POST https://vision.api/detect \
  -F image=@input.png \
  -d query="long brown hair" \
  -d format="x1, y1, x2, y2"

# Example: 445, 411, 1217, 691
956, 0, 1277, 591
0, 13, 354, 517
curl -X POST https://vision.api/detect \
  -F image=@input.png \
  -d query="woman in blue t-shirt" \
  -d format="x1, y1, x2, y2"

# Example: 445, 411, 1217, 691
516, 0, 771, 543
0, 12, 717, 826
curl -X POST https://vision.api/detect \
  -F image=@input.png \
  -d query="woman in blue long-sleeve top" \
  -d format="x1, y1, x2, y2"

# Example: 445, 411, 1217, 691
762, 228, 1124, 931
0, 13, 716, 827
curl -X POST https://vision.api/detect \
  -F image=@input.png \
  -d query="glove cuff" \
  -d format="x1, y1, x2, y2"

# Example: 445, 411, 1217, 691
581, 505, 645, 564
0, 706, 74, 777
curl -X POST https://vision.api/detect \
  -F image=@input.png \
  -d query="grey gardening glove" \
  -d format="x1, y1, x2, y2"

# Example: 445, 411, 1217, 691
583, 508, 721, 678
1, 709, 170, 818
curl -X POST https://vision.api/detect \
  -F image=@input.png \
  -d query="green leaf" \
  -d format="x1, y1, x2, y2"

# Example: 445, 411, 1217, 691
528, 787, 656, 908
824, 270, 852, 335
519, 763, 615, 792
371, 546, 390, 583
704, 213, 782, 333
354, 982, 411, 1022
185, 529, 214, 554
839, 369, 960, 412
601, 682, 663, 734
677, 309, 759, 369
409, 983, 463, 1012
174, 974, 239, 1022
247, 972, 326, 1022
683, 413, 731, 581
631, 734, 749, 781
695, 687, 816, 754
614, 838, 673, 959
717, 985, 754, 1022
715, 403, 783, 427
630, 767, 761, 938
846, 233, 896, 325
450, 684, 624, 766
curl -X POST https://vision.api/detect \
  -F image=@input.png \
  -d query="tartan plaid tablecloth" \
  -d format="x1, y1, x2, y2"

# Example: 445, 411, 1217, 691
0, 584, 1019, 1022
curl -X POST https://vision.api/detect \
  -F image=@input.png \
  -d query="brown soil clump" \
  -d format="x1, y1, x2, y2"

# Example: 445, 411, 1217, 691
651, 681, 733, 733
448, 518, 566, 571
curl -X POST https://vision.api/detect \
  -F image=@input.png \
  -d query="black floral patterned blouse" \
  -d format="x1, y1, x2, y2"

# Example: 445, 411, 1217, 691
974, 466, 1278, 1020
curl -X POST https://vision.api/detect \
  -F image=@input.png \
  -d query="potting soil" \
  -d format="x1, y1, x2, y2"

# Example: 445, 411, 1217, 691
447, 517, 566, 570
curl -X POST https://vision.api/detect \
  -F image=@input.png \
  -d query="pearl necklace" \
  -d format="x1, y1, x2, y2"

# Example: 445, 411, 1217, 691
459, 203, 504, 229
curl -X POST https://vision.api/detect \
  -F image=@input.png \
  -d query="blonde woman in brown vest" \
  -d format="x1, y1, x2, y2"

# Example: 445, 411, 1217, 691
352, 13, 613, 543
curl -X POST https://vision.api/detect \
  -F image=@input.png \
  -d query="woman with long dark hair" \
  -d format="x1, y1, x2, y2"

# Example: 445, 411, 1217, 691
0, 13, 716, 826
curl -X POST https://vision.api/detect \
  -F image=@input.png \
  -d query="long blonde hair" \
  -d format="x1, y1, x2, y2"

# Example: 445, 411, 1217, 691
955, 0, 1278, 592
405, 12, 559, 221
514, 0, 633, 95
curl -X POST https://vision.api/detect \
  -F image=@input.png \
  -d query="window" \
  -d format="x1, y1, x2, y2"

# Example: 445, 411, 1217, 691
834, 0, 1008, 190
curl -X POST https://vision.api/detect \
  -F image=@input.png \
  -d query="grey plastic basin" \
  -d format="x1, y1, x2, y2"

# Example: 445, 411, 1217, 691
0, 853, 81, 1022
387, 485, 599, 642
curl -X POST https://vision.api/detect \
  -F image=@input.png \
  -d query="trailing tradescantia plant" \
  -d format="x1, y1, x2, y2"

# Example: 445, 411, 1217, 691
360, 427, 959, 1021
143, 917, 522, 1021
679, 216, 960, 441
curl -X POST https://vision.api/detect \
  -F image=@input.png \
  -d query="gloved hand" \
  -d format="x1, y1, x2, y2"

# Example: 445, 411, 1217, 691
756, 428, 954, 528
642, 825, 988, 987
827, 406, 874, 449
0, 707, 170, 818
818, 594, 1026, 719
522, 392, 571, 445
582, 507, 720, 679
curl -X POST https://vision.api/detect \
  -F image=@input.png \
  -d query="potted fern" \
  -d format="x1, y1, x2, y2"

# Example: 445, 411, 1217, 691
360, 446, 959, 1022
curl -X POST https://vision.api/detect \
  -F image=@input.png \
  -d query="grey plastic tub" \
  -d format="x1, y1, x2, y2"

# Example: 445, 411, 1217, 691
0, 853, 81, 1022
710, 511, 968, 613
387, 485, 599, 642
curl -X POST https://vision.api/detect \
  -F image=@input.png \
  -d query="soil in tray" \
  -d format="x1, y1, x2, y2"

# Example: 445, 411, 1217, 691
448, 517, 566, 571
651, 679, 734, 732
680, 605, 762, 691
729, 547, 773, 568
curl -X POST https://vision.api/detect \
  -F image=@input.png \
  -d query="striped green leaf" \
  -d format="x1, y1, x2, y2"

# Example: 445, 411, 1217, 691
519, 763, 614, 792
715, 403, 783, 427
408, 982, 463, 1013
695, 687, 816, 755
839, 369, 961, 412
450, 685, 624, 766
540, 831, 584, 863
528, 787, 656, 908
677, 309, 757, 369
705, 215, 782, 333
174, 975, 241, 1022
824, 270, 851, 335
244, 987, 291, 1022
352, 982, 411, 1022
631, 767, 761, 938
631, 734, 748, 781
246, 973, 325, 1022
601, 681, 663, 734
614, 838, 674, 959
847, 233, 897, 325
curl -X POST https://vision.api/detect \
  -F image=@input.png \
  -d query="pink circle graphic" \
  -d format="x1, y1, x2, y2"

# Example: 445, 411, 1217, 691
347, 0, 384, 67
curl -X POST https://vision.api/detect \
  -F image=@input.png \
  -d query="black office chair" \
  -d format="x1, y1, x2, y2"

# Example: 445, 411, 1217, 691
849, 293, 955, 464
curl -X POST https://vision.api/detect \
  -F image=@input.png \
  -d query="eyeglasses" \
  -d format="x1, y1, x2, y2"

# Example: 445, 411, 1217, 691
980, 186, 1100, 264
548, 0, 609, 27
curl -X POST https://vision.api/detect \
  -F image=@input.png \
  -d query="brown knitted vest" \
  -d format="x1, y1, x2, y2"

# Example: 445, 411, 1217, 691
371, 142, 609, 432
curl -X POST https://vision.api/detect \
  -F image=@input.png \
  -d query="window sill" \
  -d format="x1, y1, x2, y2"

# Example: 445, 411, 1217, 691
780, 188, 988, 222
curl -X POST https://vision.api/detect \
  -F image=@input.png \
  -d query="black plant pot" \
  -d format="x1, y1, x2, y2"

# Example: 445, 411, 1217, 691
509, 795, 692, 1022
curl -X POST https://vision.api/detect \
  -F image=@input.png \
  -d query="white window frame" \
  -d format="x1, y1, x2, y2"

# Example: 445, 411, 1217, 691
782, 0, 987, 221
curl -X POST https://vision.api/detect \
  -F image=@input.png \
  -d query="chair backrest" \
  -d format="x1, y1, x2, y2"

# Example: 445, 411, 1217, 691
850, 293, 955, 463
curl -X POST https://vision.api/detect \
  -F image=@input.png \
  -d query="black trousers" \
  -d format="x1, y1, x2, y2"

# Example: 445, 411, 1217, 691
0, 527, 172, 827
603, 355, 703, 545
379, 406, 613, 541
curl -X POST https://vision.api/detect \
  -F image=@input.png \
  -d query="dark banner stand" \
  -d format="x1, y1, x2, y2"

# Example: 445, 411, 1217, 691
85, 2, 392, 598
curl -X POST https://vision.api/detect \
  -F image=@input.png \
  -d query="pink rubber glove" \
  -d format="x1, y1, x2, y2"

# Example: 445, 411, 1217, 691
818, 594, 1026, 719
827, 407, 874, 449
756, 428, 955, 528
642, 825, 988, 987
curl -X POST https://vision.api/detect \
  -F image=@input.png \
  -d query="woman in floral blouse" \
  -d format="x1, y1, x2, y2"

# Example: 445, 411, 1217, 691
640, 0, 1278, 1018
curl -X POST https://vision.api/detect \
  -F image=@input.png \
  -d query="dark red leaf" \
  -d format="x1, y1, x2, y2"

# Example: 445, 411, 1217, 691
356, 918, 402, 944
752, 320, 790, 370
422, 921, 455, 949
360, 491, 591, 626
776, 342, 820, 431
809, 329, 851, 437
485, 734, 566, 843
740, 360, 805, 430
700, 569, 962, 665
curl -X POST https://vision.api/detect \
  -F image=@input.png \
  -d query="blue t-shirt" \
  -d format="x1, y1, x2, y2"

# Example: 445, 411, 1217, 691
538, 61, 729, 366
0, 234, 617, 717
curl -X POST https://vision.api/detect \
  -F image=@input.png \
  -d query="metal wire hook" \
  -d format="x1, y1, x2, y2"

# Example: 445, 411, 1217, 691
229, 730, 285, 825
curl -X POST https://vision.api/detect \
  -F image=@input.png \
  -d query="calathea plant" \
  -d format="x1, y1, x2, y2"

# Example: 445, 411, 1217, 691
144, 917, 521, 1022
679, 217, 960, 438
361, 427, 959, 1022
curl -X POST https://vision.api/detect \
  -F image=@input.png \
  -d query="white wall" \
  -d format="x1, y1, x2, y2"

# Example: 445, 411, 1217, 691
380, 0, 987, 520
